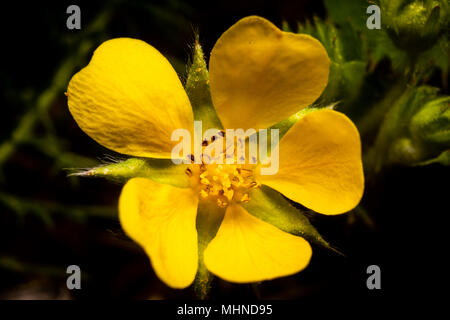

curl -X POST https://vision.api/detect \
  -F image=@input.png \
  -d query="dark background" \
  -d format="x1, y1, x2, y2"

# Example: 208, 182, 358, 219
0, 0, 446, 302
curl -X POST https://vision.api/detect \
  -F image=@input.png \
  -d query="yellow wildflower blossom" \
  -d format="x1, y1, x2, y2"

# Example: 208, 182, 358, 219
66, 16, 364, 289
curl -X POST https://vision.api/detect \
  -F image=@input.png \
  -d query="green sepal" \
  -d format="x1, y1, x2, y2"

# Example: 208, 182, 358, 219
410, 96, 450, 146
185, 38, 223, 131
370, 86, 438, 170
270, 107, 323, 138
382, 0, 447, 52
373, 88, 450, 168
423, 5, 441, 38
69, 157, 189, 188
242, 186, 343, 255
193, 199, 225, 299
256, 105, 337, 154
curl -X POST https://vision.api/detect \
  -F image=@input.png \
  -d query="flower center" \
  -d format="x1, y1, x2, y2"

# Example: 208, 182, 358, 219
185, 133, 260, 207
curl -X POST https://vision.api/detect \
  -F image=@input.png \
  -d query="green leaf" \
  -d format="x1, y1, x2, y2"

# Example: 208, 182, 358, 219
369, 28, 410, 72
69, 157, 189, 188
298, 17, 341, 62
321, 61, 366, 105
418, 35, 450, 76
185, 39, 222, 130
193, 199, 225, 299
242, 186, 343, 255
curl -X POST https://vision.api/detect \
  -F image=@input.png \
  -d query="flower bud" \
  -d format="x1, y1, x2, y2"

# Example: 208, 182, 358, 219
388, 137, 425, 165
383, 0, 446, 52
410, 96, 450, 146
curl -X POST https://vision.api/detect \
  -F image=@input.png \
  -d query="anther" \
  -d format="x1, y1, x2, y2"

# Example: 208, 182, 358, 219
249, 181, 259, 188
201, 178, 210, 185
224, 189, 234, 201
217, 198, 228, 207
240, 194, 250, 202
239, 168, 253, 177
200, 189, 209, 198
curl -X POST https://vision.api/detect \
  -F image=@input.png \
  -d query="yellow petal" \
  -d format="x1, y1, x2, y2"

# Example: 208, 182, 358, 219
259, 109, 364, 215
119, 178, 198, 288
203, 203, 312, 283
68, 38, 193, 158
209, 16, 330, 131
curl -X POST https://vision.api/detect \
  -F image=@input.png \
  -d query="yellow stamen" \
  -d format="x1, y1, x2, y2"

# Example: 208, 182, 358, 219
184, 131, 261, 207
240, 193, 250, 203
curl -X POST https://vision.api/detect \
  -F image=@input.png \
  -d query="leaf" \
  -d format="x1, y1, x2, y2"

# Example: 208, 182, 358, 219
242, 186, 343, 255
321, 61, 366, 105
418, 36, 450, 76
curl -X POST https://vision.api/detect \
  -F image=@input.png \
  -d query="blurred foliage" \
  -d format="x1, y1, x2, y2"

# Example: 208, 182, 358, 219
0, 0, 448, 300
288, 0, 449, 175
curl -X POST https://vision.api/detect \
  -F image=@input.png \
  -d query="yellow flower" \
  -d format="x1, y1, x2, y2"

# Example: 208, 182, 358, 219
66, 16, 364, 289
